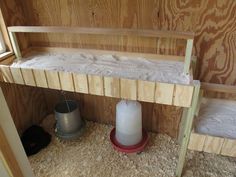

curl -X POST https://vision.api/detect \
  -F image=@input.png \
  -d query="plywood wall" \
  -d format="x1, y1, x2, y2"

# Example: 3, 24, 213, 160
0, 0, 236, 138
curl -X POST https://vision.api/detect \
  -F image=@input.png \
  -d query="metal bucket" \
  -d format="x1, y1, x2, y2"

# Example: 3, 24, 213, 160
54, 100, 82, 134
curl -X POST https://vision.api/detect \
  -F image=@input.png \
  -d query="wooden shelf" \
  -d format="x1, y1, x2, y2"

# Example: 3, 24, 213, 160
0, 47, 196, 107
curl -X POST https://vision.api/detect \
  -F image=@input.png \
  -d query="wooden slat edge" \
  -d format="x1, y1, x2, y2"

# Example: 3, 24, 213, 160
201, 82, 236, 94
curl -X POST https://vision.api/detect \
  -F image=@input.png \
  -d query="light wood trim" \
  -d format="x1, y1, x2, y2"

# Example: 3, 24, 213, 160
173, 84, 194, 107
21, 68, 36, 86
184, 39, 193, 74
33, 69, 48, 88
203, 135, 224, 154
0, 126, 23, 177
8, 32, 21, 59
138, 80, 155, 102
155, 82, 174, 105
88, 75, 104, 96
58, 71, 75, 92
120, 78, 137, 100
201, 82, 236, 94
10, 67, 24, 85
104, 77, 120, 98
73, 73, 88, 94
176, 82, 200, 177
188, 132, 206, 151
8, 26, 194, 40
221, 139, 236, 157
45, 70, 61, 90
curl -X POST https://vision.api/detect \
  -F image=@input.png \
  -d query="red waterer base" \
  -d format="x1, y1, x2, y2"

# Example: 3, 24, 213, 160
110, 128, 149, 153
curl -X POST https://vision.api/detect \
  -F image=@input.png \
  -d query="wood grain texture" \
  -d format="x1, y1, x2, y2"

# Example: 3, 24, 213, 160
174, 85, 194, 107
155, 83, 174, 105
45, 70, 61, 90
21, 68, 36, 86
73, 73, 88, 94
58, 71, 74, 92
10, 67, 24, 85
221, 139, 236, 157
1, 66, 14, 83
120, 78, 137, 100
188, 132, 206, 151
88, 75, 104, 96
104, 77, 120, 98
203, 135, 224, 154
138, 80, 155, 102
0, 83, 48, 135
33, 69, 48, 88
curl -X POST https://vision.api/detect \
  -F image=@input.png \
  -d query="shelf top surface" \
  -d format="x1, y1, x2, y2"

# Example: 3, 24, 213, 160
10, 48, 192, 85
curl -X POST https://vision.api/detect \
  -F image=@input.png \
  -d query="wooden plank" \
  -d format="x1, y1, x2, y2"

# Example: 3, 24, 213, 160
155, 83, 174, 105
188, 132, 206, 151
88, 75, 104, 96
176, 82, 200, 177
120, 78, 137, 100
201, 82, 236, 94
10, 67, 24, 85
0, 66, 14, 83
174, 84, 194, 107
221, 139, 236, 157
104, 77, 120, 98
8, 26, 194, 40
33, 69, 48, 88
58, 71, 74, 92
184, 39, 193, 74
45, 70, 61, 90
73, 73, 88, 94
0, 126, 23, 177
203, 136, 224, 154
21, 68, 36, 86
8, 32, 21, 59
138, 80, 155, 102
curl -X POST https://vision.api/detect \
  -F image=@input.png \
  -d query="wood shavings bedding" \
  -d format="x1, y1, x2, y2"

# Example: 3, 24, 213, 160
195, 98, 236, 139
11, 51, 192, 84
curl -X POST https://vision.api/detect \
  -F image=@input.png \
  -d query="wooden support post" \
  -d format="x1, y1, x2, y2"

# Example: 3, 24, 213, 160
175, 81, 200, 177
8, 32, 21, 59
184, 39, 193, 75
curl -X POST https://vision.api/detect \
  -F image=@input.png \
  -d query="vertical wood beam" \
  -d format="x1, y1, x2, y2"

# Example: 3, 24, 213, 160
184, 39, 193, 75
175, 81, 200, 177
8, 32, 21, 59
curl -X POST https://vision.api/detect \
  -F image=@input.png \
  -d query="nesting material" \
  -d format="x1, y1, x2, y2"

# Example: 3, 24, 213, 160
11, 51, 191, 84
29, 115, 236, 177
195, 98, 236, 139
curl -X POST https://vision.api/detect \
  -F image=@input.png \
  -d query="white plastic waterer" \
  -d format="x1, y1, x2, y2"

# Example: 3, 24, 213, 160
115, 100, 142, 146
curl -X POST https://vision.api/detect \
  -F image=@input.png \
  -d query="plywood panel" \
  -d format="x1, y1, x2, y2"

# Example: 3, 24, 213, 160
120, 78, 137, 100
221, 139, 236, 157
21, 68, 35, 86
33, 69, 48, 88
203, 136, 224, 154
0, 83, 48, 135
104, 77, 120, 98
10, 67, 24, 85
58, 71, 74, 92
73, 73, 88, 94
45, 70, 61, 90
138, 80, 155, 102
88, 75, 104, 96
174, 85, 194, 107
155, 83, 174, 105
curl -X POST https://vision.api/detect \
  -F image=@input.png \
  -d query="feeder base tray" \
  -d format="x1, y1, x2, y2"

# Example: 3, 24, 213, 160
110, 128, 148, 153
55, 119, 86, 140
